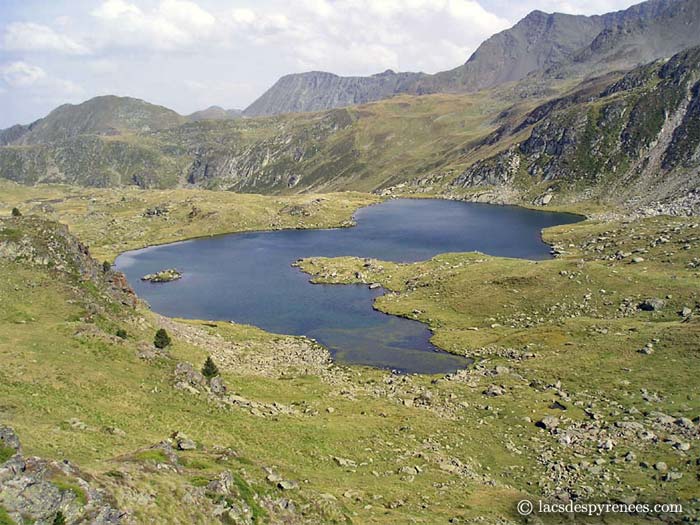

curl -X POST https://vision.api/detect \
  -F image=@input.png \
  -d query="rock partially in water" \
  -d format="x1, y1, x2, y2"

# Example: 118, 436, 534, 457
141, 268, 182, 283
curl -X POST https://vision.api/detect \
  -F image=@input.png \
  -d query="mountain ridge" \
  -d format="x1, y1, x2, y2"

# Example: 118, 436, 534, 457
243, 0, 699, 117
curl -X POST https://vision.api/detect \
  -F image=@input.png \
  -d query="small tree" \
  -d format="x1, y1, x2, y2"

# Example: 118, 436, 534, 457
11, 207, 22, 217
154, 328, 171, 349
102, 260, 112, 273
201, 356, 219, 379
116, 328, 128, 339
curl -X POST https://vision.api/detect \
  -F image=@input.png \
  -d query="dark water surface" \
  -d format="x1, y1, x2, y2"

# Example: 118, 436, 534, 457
115, 199, 581, 374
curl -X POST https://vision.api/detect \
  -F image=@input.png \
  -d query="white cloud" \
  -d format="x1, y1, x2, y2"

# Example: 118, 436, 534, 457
1, 61, 47, 87
92, 0, 142, 19
91, 0, 218, 51
226, 0, 510, 74
3, 22, 90, 55
1, 61, 83, 97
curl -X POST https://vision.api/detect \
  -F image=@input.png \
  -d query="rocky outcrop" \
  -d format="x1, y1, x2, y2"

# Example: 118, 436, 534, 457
141, 268, 182, 283
0, 426, 125, 524
452, 46, 700, 215
0, 216, 137, 307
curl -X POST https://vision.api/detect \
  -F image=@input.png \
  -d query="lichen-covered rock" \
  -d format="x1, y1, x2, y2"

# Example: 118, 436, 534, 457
0, 426, 125, 524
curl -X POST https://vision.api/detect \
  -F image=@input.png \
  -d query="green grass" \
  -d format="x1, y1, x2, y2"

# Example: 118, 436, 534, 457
133, 450, 170, 464
0, 196, 698, 523
0, 445, 15, 463
0, 506, 14, 525
50, 476, 88, 506
0, 181, 379, 260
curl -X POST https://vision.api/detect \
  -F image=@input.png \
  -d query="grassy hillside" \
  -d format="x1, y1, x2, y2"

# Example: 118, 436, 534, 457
1, 192, 698, 523
0, 181, 378, 261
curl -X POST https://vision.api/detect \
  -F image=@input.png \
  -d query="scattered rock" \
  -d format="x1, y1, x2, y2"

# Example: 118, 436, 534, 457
482, 385, 505, 397
536, 416, 560, 431
209, 375, 227, 395
638, 298, 665, 312
654, 461, 668, 472
172, 431, 196, 451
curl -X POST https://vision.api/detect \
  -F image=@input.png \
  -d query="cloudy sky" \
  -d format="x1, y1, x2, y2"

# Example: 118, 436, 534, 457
0, 0, 641, 127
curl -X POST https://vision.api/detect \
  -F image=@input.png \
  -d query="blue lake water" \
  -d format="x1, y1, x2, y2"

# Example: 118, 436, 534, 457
115, 199, 582, 374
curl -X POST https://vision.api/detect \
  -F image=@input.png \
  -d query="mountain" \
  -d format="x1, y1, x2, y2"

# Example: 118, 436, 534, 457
242, 70, 427, 117
187, 106, 242, 122
547, 0, 700, 77
243, 0, 700, 117
3, 44, 700, 211
6, 95, 186, 145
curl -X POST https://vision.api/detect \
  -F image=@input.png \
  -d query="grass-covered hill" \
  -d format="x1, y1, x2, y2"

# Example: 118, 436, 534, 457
0, 183, 698, 524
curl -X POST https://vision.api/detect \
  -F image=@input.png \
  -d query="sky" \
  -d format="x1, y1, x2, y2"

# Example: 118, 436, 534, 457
0, 0, 642, 127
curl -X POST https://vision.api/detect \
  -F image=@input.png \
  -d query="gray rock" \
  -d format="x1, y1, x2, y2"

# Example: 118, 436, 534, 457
277, 480, 298, 490
209, 375, 227, 395
638, 298, 665, 311
172, 431, 196, 451
536, 416, 560, 431
0, 426, 21, 453
482, 384, 505, 397
206, 471, 234, 495
663, 471, 683, 482
174, 362, 206, 388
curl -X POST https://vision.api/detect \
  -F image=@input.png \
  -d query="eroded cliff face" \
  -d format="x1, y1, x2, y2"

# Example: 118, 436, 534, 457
452, 47, 700, 214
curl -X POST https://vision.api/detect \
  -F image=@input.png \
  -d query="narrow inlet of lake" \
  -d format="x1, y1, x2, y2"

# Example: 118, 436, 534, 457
115, 199, 582, 374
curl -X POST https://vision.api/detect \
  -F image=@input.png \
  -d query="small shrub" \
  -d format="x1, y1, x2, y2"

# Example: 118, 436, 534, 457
115, 328, 128, 340
53, 511, 66, 525
102, 261, 111, 273
202, 356, 219, 379
11, 208, 21, 218
154, 328, 171, 349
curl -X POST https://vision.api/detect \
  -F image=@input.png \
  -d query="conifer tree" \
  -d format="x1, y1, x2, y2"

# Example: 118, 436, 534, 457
201, 356, 219, 379
154, 328, 171, 349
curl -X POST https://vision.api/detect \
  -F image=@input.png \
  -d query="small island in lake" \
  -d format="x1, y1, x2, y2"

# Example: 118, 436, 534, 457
141, 268, 182, 283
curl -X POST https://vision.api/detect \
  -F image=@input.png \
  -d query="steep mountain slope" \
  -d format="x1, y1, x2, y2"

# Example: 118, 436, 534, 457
6, 95, 186, 145
425, 9, 608, 92
244, 0, 700, 117
551, 0, 700, 77
450, 46, 700, 213
242, 69, 427, 117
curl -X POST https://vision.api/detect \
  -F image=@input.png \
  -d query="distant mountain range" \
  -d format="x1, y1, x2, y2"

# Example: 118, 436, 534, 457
243, 0, 700, 116
0, 0, 699, 212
